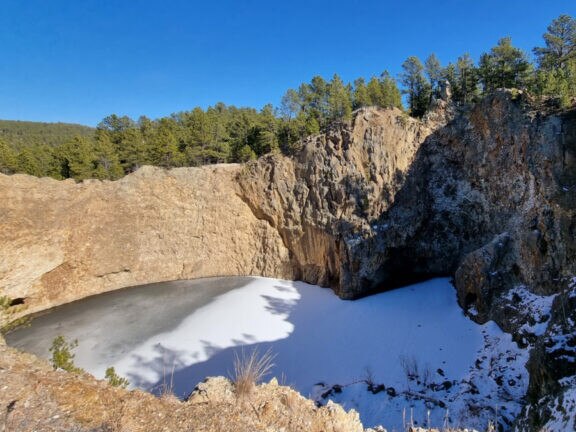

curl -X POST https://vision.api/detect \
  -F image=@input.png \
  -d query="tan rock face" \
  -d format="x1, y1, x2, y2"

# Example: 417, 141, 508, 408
0, 106, 433, 311
0, 164, 294, 313
237, 107, 433, 298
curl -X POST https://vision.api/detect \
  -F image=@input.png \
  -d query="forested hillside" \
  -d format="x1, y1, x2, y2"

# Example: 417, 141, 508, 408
0, 120, 94, 150
0, 14, 573, 181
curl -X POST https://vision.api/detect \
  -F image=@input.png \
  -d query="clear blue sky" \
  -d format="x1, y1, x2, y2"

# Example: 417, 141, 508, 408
1, 0, 574, 126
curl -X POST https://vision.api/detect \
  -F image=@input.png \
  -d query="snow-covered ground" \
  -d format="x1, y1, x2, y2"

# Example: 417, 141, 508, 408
7, 277, 530, 430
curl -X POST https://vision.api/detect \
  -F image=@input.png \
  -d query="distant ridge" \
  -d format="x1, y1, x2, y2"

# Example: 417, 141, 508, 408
0, 119, 94, 150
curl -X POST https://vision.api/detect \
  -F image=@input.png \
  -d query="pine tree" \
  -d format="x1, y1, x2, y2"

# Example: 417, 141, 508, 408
0, 139, 18, 174
533, 15, 576, 106
380, 71, 403, 109
280, 88, 301, 120
352, 78, 371, 109
327, 74, 352, 121
49, 336, 83, 373
400, 56, 432, 117
150, 118, 183, 168
17, 147, 44, 177
534, 15, 575, 70
56, 136, 96, 180
442, 62, 459, 100
298, 76, 330, 129
425, 54, 443, 92
367, 76, 384, 107
456, 53, 479, 103
93, 134, 123, 180
479, 37, 532, 91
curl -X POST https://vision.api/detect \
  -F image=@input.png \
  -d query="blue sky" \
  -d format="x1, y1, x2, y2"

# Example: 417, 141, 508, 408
1, 0, 574, 126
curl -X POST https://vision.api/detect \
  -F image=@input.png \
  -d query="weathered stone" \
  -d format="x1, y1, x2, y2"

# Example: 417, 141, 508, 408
0, 165, 294, 314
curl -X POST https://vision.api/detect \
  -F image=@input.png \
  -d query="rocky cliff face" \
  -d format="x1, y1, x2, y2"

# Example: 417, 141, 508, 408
238, 91, 576, 430
1, 91, 575, 430
0, 106, 433, 312
237, 107, 433, 297
0, 164, 294, 313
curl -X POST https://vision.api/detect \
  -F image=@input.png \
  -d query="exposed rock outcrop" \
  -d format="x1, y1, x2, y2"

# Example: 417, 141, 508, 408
238, 91, 576, 429
0, 343, 364, 432
237, 91, 576, 307
0, 106, 435, 310
237, 107, 433, 297
0, 164, 294, 313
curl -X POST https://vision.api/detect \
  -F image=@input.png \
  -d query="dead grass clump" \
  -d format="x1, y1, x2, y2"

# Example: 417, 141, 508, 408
232, 347, 275, 398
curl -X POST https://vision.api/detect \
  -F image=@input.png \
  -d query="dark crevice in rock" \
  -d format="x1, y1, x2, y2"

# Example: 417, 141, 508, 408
8, 298, 25, 307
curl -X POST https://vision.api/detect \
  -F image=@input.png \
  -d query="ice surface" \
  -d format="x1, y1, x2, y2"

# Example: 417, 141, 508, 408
7, 277, 529, 430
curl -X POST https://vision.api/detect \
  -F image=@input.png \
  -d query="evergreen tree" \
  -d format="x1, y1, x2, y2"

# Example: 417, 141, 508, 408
352, 78, 371, 109
49, 336, 83, 373
105, 367, 129, 388
92, 134, 123, 180
367, 76, 384, 106
280, 88, 301, 120
379, 71, 403, 109
256, 104, 280, 153
56, 136, 96, 180
97, 115, 148, 173
228, 108, 259, 161
532, 15, 576, 106
278, 89, 305, 153
478, 37, 532, 91
327, 74, 352, 121
456, 53, 479, 103
0, 139, 18, 174
150, 118, 183, 168
442, 62, 459, 99
299, 76, 329, 128
425, 53, 443, 92
17, 147, 44, 177
182, 107, 228, 165
236, 145, 257, 162
534, 15, 575, 70
400, 56, 431, 117
118, 128, 148, 172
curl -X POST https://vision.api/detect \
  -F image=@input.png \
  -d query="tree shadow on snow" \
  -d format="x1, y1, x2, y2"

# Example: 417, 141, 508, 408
141, 281, 341, 399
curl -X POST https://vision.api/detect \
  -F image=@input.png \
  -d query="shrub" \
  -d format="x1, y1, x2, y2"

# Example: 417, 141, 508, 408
232, 347, 276, 398
49, 335, 83, 373
105, 366, 129, 388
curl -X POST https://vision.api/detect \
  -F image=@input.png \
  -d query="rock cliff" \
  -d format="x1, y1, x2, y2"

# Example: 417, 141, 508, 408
0, 164, 294, 313
236, 92, 576, 429
237, 107, 433, 297
1, 91, 575, 430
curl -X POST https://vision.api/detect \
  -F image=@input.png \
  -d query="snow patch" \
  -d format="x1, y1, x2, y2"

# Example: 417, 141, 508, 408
504, 285, 555, 339
542, 376, 576, 432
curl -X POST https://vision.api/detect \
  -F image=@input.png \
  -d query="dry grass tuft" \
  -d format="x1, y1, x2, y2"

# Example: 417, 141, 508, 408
232, 347, 276, 398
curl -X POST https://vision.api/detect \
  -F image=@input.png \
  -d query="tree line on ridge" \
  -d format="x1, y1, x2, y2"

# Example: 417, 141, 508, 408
0, 14, 574, 181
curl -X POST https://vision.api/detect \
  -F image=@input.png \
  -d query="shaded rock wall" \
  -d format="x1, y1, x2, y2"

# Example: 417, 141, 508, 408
237, 107, 433, 298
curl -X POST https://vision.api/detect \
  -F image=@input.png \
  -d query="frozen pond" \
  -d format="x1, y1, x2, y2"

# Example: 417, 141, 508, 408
7, 276, 528, 430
